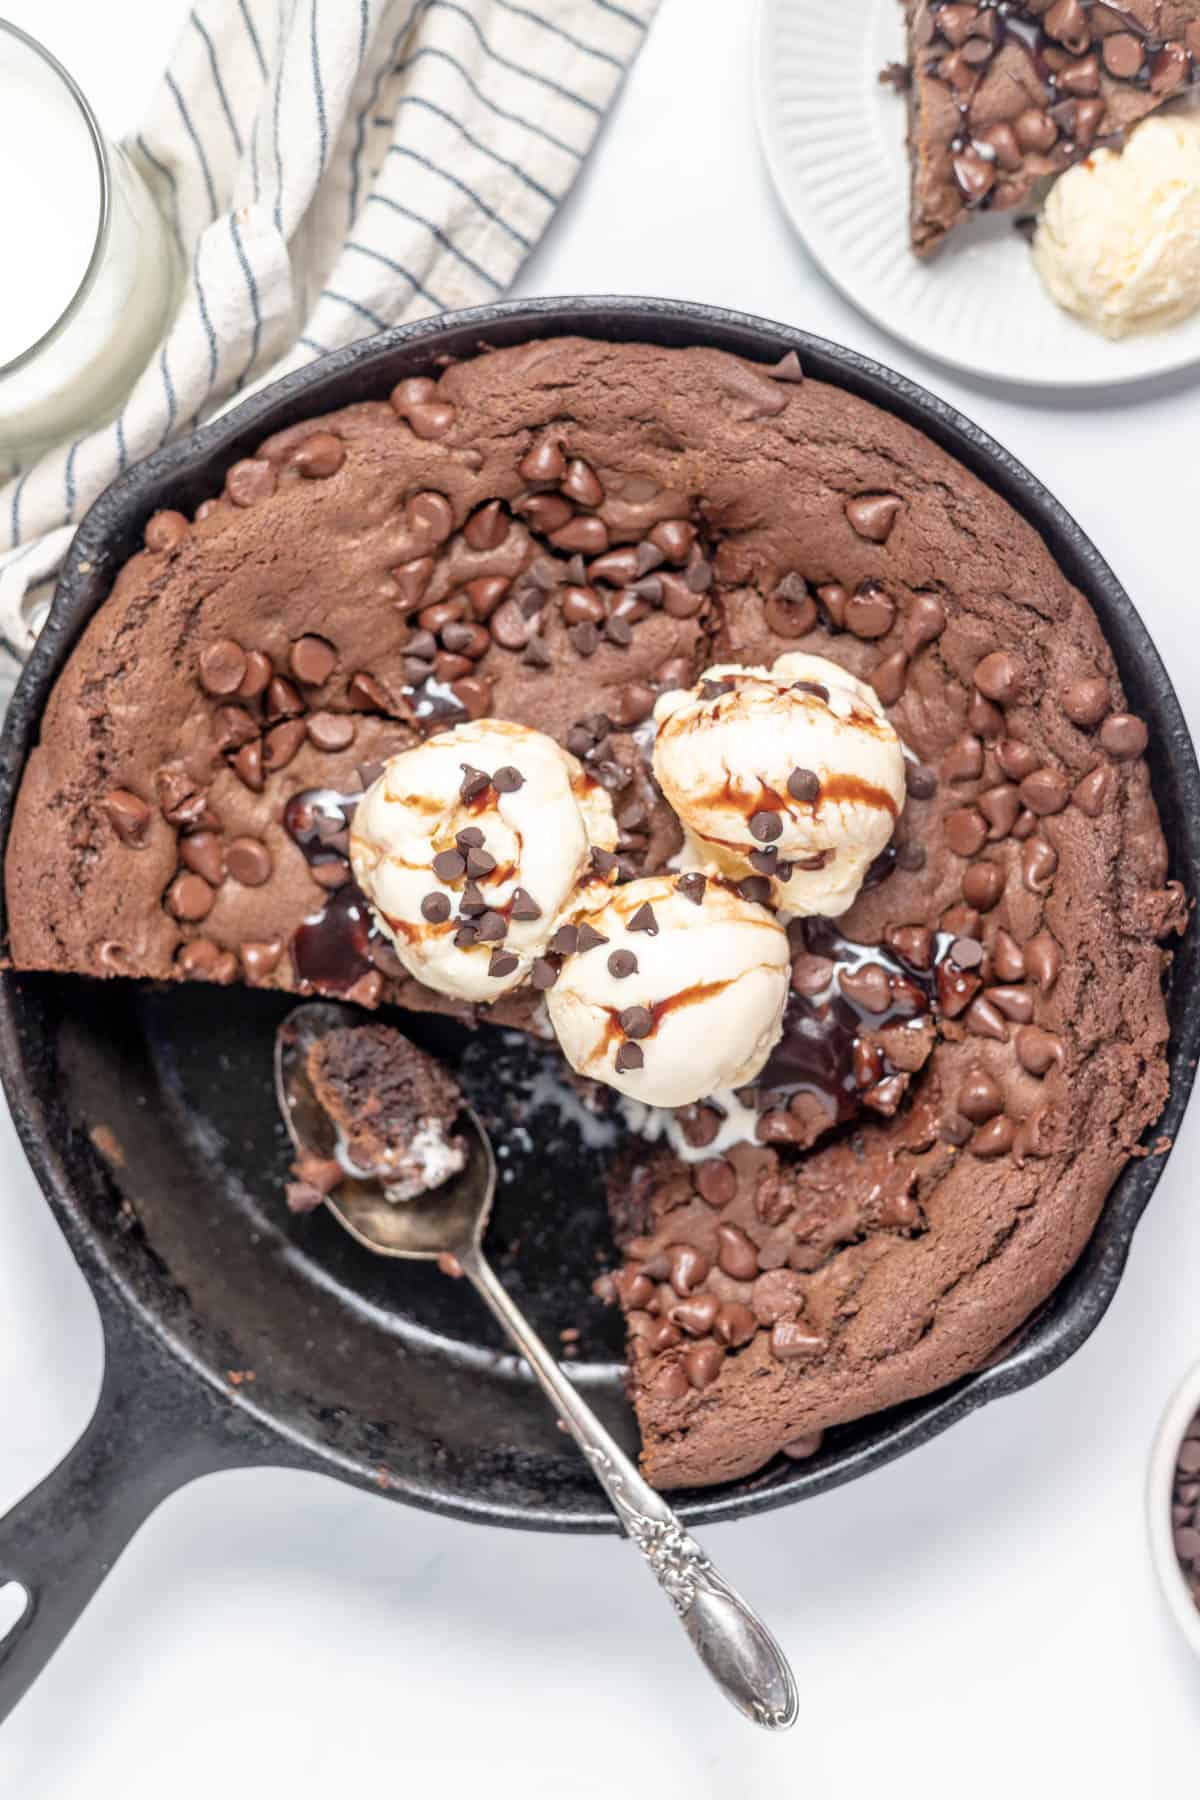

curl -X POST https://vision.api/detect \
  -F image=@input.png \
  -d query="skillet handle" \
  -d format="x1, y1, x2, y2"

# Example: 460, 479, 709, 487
0, 1301, 281, 1726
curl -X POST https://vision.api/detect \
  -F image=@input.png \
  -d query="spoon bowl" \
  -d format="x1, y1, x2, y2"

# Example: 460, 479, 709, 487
275, 1000, 494, 1259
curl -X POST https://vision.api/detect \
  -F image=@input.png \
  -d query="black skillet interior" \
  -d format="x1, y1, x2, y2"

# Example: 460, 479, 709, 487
2, 297, 1198, 1545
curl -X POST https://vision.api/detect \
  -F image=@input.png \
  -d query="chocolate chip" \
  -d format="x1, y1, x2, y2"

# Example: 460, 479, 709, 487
569, 622, 600, 657
1021, 837, 1058, 893
519, 439, 566, 483
1015, 1024, 1063, 1076
904, 592, 946, 655
552, 517, 609, 557
408, 491, 454, 544
235, 651, 272, 701
465, 847, 497, 879
961, 860, 1004, 912
749, 810, 783, 844
226, 458, 276, 506
715, 1222, 759, 1281
684, 558, 713, 594
978, 785, 1019, 841
288, 635, 337, 687
453, 923, 479, 948
691, 1159, 736, 1210
477, 911, 507, 942
969, 693, 1005, 740
232, 739, 264, 791
870, 651, 909, 707
548, 924, 579, 957
971, 1116, 1015, 1159
627, 902, 658, 935
845, 492, 903, 543
838, 962, 891, 1014
101, 789, 151, 848
394, 556, 434, 610
455, 765, 488, 805
965, 996, 1008, 1041
293, 432, 345, 479
531, 957, 559, 989
421, 892, 451, 923
166, 872, 214, 921
1099, 713, 1148, 760
973, 651, 1022, 705
676, 872, 706, 906
226, 837, 272, 886
670, 1294, 720, 1338
959, 1069, 1004, 1124
944, 733, 984, 783
562, 458, 604, 507
738, 876, 772, 906
945, 806, 988, 857
306, 712, 356, 752
619, 1004, 653, 1038
199, 639, 248, 696
649, 519, 695, 563
895, 843, 926, 873
523, 635, 552, 669
1014, 106, 1058, 152
614, 1042, 644, 1073
1020, 767, 1071, 816
769, 350, 804, 382
432, 849, 466, 882
844, 582, 896, 640
950, 935, 985, 970
180, 832, 224, 885
488, 950, 519, 979
576, 922, 608, 952
503, 887, 537, 923
749, 848, 778, 876
144, 510, 189, 553
1062, 676, 1110, 728
787, 766, 821, 804
905, 763, 937, 800
608, 681, 656, 727
263, 720, 306, 771
606, 949, 636, 980
451, 676, 492, 721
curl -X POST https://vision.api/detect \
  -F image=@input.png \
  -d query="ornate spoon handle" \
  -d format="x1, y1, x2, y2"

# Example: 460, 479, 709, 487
461, 1245, 798, 1730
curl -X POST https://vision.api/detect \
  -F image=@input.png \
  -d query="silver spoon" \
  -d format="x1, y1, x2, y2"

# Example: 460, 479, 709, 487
275, 1001, 798, 1730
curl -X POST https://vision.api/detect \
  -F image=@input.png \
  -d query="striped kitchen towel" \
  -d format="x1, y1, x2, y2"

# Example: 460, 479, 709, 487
0, 0, 658, 661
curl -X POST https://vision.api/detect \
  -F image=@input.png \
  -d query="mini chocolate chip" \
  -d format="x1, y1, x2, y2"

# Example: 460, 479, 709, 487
510, 887, 541, 921
488, 950, 519, 979
166, 872, 214, 921
749, 810, 782, 842
904, 591, 946, 654
458, 881, 486, 917
548, 924, 579, 956
459, 764, 491, 802
531, 957, 559, 989
491, 765, 524, 794
263, 719, 306, 771
232, 740, 264, 791
1020, 767, 1071, 816
519, 438, 566, 483
905, 763, 937, 799
787, 766, 820, 803
895, 843, 926, 872
676, 872, 706, 905
180, 833, 224, 885
971, 1117, 1015, 1159
523, 635, 552, 669
769, 350, 805, 382
456, 827, 485, 850
454, 923, 479, 948
628, 902, 658, 935
793, 679, 830, 702
576, 922, 609, 952
608, 949, 638, 979
738, 876, 772, 906
432, 849, 466, 882
844, 583, 896, 640
1073, 764, 1114, 816
950, 935, 984, 969
466, 847, 497, 879
421, 892, 451, 923
749, 848, 778, 876
615, 1041, 644, 1073
477, 912, 507, 942
591, 848, 619, 879
451, 676, 493, 721
570, 622, 600, 657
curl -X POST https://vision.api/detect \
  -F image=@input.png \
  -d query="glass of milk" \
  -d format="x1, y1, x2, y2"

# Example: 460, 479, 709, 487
0, 21, 180, 458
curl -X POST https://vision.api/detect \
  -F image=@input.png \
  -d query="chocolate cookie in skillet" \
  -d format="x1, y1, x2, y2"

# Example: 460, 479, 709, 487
903, 0, 1200, 257
3, 337, 1184, 1490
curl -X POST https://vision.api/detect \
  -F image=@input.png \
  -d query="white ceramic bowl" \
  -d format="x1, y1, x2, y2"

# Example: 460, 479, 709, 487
1148, 1360, 1200, 1656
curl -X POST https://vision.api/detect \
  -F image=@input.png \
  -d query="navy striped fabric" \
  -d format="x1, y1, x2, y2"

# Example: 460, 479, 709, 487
0, 0, 657, 657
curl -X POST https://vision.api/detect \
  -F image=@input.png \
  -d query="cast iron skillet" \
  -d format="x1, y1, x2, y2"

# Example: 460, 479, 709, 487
0, 298, 1197, 1724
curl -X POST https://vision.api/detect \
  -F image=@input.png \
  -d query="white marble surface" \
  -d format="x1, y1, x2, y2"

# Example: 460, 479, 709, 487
3, 1, 1200, 1792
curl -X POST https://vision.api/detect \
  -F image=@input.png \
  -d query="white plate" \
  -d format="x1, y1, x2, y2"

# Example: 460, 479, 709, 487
753, 0, 1200, 388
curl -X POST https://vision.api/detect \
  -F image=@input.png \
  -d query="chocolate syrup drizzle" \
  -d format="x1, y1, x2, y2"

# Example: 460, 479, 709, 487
284, 787, 387, 994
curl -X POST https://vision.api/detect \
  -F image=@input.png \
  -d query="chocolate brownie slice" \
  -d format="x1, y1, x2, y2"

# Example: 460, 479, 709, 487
904, 0, 1200, 256
304, 1024, 465, 1203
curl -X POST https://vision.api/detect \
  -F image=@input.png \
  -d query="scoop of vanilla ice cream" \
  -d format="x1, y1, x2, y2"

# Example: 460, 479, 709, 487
350, 720, 616, 1003
544, 874, 790, 1107
1032, 113, 1200, 339
652, 653, 907, 919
